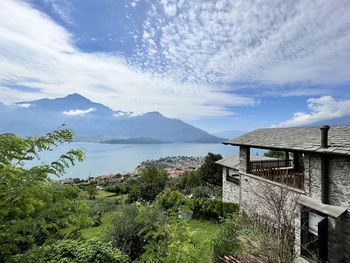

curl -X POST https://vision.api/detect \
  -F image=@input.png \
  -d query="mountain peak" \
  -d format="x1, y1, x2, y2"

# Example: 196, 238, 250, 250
64, 93, 91, 101
144, 111, 163, 117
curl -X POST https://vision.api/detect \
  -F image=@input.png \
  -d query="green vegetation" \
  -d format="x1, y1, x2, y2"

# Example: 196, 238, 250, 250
264, 149, 285, 159
197, 152, 223, 186
1, 127, 294, 263
0, 127, 90, 261
127, 166, 168, 202
14, 238, 128, 263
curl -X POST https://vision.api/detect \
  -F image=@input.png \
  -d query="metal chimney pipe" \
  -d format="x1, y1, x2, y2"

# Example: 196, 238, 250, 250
320, 125, 330, 148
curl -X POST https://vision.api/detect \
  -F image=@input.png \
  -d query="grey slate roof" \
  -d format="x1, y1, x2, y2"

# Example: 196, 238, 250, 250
224, 126, 350, 156
215, 153, 277, 169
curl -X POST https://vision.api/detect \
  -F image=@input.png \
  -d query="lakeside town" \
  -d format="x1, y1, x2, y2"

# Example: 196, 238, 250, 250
59, 156, 205, 186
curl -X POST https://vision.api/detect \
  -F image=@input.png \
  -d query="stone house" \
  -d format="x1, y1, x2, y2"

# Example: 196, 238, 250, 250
219, 125, 350, 263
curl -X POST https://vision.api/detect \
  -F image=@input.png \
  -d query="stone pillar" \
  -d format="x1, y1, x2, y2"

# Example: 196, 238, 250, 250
239, 146, 250, 173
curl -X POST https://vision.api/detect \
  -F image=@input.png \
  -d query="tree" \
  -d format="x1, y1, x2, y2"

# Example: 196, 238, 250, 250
87, 186, 98, 199
264, 150, 285, 159
197, 152, 223, 186
128, 167, 168, 202
0, 127, 89, 261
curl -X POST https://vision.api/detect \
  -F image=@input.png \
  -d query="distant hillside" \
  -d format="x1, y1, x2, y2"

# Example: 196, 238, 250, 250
0, 93, 224, 143
213, 130, 244, 140
102, 137, 167, 144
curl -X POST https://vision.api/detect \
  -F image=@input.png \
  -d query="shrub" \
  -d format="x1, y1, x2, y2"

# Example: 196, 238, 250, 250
13, 238, 128, 263
190, 198, 238, 220
106, 203, 169, 261
88, 198, 119, 217
155, 188, 189, 211
138, 217, 197, 263
212, 214, 244, 263
187, 184, 222, 199
106, 204, 145, 260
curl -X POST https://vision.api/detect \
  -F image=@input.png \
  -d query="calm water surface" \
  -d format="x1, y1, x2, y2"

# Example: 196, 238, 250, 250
38, 142, 239, 179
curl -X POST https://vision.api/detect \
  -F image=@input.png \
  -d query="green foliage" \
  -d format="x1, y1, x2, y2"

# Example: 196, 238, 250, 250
0, 127, 89, 261
128, 167, 168, 202
86, 186, 98, 199
197, 152, 223, 186
264, 150, 285, 159
138, 217, 198, 263
187, 184, 222, 199
155, 188, 190, 211
106, 204, 145, 260
14, 238, 128, 263
191, 198, 239, 220
212, 214, 244, 262
88, 197, 119, 217
180, 171, 202, 188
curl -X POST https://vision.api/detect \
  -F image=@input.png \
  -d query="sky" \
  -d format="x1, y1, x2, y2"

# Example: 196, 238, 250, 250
0, 0, 350, 133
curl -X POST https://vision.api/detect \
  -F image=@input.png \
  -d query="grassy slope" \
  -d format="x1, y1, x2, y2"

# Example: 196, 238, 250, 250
187, 219, 221, 262
80, 191, 221, 262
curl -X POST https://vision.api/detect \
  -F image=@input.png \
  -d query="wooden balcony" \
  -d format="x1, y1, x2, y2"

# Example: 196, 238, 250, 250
248, 159, 304, 190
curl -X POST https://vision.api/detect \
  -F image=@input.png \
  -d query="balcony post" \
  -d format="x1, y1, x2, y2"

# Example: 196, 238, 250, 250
285, 151, 289, 166
293, 152, 302, 172
239, 146, 250, 173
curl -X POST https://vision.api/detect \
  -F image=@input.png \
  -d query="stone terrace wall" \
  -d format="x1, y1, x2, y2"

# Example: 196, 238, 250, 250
239, 172, 301, 220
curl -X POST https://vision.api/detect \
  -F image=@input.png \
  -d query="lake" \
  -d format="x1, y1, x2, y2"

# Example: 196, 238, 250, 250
36, 142, 240, 179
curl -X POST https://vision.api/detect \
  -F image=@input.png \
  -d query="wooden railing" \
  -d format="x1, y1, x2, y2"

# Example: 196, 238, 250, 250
248, 159, 304, 190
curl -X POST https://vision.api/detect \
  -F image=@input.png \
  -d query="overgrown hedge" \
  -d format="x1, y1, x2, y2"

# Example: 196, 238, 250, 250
156, 189, 238, 220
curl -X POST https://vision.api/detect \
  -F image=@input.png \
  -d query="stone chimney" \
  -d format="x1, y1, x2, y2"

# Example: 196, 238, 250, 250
320, 125, 330, 148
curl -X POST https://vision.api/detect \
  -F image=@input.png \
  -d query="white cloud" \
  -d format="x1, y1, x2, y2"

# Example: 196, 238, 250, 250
16, 103, 31, 108
276, 96, 350, 127
113, 112, 126, 117
0, 0, 253, 119
44, 0, 75, 25
63, 107, 96, 116
139, 0, 350, 91
113, 111, 142, 118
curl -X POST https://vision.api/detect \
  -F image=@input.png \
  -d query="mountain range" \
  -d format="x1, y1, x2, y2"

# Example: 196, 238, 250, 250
0, 93, 225, 143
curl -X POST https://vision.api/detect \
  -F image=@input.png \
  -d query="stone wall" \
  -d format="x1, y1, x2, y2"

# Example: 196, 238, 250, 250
328, 156, 350, 260
239, 172, 301, 220
239, 146, 249, 173
303, 153, 322, 200
222, 167, 240, 204
302, 153, 350, 262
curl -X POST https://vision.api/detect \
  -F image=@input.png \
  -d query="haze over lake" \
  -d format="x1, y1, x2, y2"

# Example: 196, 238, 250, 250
39, 142, 239, 179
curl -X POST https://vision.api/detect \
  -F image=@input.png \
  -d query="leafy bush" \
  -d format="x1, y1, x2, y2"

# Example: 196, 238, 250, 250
88, 198, 119, 217
106, 203, 144, 260
155, 188, 189, 211
138, 217, 198, 263
190, 198, 238, 220
187, 184, 222, 199
103, 184, 117, 193
13, 238, 128, 263
106, 203, 168, 261
212, 214, 244, 263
